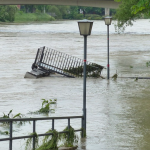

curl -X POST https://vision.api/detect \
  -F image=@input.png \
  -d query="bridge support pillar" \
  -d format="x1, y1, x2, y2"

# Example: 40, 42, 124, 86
105, 8, 110, 16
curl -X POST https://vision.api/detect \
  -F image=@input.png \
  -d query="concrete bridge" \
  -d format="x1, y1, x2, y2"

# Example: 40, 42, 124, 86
0, 0, 120, 9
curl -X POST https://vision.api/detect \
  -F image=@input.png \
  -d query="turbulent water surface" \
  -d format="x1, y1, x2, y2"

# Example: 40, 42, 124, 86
0, 19, 150, 150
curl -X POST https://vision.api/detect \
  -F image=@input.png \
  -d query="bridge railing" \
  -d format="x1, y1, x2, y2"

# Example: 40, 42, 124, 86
0, 116, 83, 150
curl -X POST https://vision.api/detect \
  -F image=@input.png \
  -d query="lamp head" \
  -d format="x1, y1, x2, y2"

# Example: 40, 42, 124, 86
78, 19, 93, 36
104, 16, 112, 25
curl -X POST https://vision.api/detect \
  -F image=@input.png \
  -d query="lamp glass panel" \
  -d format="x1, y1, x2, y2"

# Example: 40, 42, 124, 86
105, 18, 112, 25
78, 22, 91, 35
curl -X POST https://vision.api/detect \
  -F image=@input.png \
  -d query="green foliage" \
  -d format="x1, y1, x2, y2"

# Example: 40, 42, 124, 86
0, 130, 9, 135
47, 5, 62, 19
146, 61, 150, 67
35, 5, 46, 13
19, 5, 114, 20
25, 132, 39, 150
63, 6, 79, 19
0, 5, 17, 22
64, 63, 103, 78
37, 129, 59, 150
6, 5, 17, 22
85, 14, 102, 20
0, 110, 28, 125
26, 126, 78, 150
15, 12, 55, 22
1, 5, 115, 22
80, 128, 86, 138
2, 110, 13, 119
112, 73, 118, 80
0, 5, 7, 22
114, 0, 150, 32
60, 126, 78, 147
135, 77, 138, 81
131, 0, 150, 15
130, 66, 133, 68
114, 0, 140, 32
38, 99, 57, 114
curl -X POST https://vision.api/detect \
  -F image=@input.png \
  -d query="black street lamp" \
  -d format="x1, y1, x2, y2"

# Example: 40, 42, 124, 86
78, 19, 93, 135
104, 16, 112, 79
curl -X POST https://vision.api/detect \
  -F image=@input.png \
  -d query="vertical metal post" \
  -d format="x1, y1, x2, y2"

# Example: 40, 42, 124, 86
34, 48, 40, 65
81, 117, 84, 138
9, 121, 13, 150
68, 118, 70, 141
40, 47, 45, 63
83, 35, 87, 134
52, 119, 54, 141
33, 120, 36, 150
107, 25, 110, 80
52, 119, 54, 130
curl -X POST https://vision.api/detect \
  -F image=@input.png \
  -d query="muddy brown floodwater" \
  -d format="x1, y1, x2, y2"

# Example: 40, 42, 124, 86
0, 20, 150, 150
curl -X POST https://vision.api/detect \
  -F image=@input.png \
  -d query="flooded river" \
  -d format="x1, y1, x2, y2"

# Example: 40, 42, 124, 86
0, 19, 150, 150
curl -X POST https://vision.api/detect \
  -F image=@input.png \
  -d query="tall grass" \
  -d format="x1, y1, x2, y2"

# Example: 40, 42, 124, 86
14, 11, 55, 22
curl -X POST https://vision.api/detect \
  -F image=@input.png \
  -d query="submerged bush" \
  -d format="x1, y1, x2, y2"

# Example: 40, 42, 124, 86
60, 126, 78, 147
37, 129, 59, 150
64, 63, 103, 78
0, 110, 25, 125
25, 126, 78, 150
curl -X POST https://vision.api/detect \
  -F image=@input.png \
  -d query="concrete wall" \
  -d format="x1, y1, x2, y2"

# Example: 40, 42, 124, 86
0, 0, 120, 9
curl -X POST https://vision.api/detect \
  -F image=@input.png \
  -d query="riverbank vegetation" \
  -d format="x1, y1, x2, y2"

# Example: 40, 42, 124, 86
15, 11, 55, 22
0, 4, 116, 23
0, 5, 17, 22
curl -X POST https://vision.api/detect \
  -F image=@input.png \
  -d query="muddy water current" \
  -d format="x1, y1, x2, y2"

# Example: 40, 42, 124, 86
0, 19, 150, 150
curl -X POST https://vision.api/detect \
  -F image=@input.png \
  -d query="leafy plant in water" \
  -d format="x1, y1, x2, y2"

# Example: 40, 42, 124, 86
60, 126, 78, 147
112, 74, 118, 80
0, 130, 9, 135
80, 128, 86, 138
64, 63, 103, 78
2, 110, 13, 119
38, 99, 57, 113
0, 110, 25, 125
112, 71, 118, 80
25, 132, 39, 150
146, 61, 150, 67
37, 129, 59, 150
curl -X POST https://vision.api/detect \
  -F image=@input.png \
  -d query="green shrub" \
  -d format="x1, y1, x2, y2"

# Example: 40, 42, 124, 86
85, 14, 102, 20
0, 5, 17, 22
15, 12, 55, 22
75, 14, 83, 19
60, 126, 78, 147
37, 130, 59, 150
94, 16, 102, 20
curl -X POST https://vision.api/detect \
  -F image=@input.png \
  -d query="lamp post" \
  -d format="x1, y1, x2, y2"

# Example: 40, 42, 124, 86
104, 16, 112, 80
78, 19, 93, 135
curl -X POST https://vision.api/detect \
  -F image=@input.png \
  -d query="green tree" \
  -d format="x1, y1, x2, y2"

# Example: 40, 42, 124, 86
46, 5, 62, 19
35, 5, 46, 13
131, 0, 150, 15
68, 6, 78, 19
114, 0, 142, 32
0, 5, 17, 22
24, 5, 35, 13
0, 5, 7, 22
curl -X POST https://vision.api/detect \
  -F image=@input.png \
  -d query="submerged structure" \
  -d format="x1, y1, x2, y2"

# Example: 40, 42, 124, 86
25, 46, 104, 78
